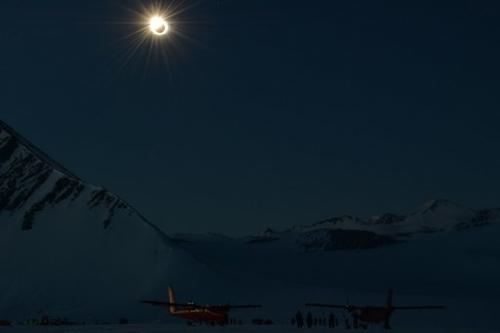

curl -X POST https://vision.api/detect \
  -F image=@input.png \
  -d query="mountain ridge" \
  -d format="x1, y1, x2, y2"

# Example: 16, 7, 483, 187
0, 120, 160, 233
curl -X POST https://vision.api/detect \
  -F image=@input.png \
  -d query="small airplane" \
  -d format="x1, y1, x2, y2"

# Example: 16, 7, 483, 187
0, 320, 10, 326
306, 289, 445, 329
141, 286, 262, 325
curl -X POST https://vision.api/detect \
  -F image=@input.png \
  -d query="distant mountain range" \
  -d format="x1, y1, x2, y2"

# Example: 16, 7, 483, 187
170, 199, 499, 252
233, 199, 499, 251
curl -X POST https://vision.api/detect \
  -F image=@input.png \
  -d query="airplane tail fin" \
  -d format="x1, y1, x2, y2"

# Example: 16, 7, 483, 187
386, 289, 393, 308
168, 286, 177, 314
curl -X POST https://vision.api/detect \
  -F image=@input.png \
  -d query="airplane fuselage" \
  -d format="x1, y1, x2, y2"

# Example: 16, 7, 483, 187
172, 308, 228, 325
355, 307, 392, 323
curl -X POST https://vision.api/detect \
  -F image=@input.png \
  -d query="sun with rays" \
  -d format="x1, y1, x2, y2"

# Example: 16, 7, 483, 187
114, 0, 200, 74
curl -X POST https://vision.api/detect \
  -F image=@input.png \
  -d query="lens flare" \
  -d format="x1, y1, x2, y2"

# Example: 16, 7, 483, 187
113, 0, 202, 74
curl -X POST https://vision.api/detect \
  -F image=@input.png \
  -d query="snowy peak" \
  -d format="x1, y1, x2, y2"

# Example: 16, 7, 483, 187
411, 199, 472, 217
0, 120, 79, 179
404, 199, 478, 232
0, 120, 145, 231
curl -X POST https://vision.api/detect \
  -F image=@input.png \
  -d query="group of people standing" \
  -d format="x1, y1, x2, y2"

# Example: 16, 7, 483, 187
292, 310, 339, 329
293, 310, 366, 329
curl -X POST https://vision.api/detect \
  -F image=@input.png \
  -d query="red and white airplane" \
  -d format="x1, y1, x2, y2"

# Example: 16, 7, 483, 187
141, 286, 261, 325
307, 289, 445, 329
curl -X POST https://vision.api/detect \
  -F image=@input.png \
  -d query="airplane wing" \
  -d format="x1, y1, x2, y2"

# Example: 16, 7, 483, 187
140, 301, 198, 308
208, 305, 262, 310
225, 305, 262, 309
141, 300, 261, 311
141, 300, 171, 307
393, 305, 445, 310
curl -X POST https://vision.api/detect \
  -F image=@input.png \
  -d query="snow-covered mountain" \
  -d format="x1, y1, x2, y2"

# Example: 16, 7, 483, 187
0, 120, 217, 322
300, 199, 495, 236
0, 120, 143, 231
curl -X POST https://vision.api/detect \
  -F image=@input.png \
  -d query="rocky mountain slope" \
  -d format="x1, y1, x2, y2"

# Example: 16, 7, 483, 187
0, 120, 215, 322
0, 120, 141, 231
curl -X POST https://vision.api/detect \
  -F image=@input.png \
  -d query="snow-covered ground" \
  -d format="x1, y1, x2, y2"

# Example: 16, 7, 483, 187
3, 325, 500, 333
170, 222, 500, 332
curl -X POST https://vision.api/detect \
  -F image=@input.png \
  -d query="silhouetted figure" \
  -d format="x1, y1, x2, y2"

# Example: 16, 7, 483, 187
328, 314, 334, 328
344, 315, 351, 330
306, 312, 313, 328
313, 317, 318, 326
353, 314, 359, 329
295, 310, 304, 328
384, 318, 391, 330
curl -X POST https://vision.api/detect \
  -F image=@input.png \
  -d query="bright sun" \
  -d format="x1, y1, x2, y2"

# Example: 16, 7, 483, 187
149, 16, 169, 36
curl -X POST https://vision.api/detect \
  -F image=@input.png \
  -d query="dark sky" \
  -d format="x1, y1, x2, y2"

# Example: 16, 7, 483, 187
0, 0, 499, 235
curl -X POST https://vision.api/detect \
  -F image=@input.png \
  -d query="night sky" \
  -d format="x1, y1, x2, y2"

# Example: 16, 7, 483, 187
0, 0, 499, 235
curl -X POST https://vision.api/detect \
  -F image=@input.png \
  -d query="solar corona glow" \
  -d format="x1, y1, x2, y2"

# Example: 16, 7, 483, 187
149, 16, 169, 36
